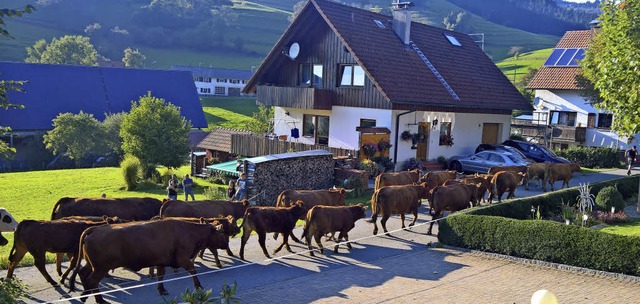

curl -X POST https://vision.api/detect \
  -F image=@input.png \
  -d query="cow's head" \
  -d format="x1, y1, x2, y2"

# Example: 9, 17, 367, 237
0, 208, 18, 232
571, 163, 581, 172
225, 215, 240, 237
351, 204, 367, 221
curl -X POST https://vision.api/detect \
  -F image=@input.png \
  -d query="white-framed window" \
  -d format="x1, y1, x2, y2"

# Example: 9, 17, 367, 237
300, 64, 323, 88
229, 79, 240, 84
338, 64, 364, 87
199, 87, 211, 94
214, 87, 226, 95
217, 78, 227, 83
203, 77, 211, 83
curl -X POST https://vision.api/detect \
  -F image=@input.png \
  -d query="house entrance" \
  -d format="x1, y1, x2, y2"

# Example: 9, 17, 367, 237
415, 122, 430, 161
481, 123, 500, 144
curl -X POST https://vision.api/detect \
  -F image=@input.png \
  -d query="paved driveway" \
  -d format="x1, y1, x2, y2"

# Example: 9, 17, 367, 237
3, 168, 639, 303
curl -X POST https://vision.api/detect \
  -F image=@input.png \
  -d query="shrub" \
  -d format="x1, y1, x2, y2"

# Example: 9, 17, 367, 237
436, 155, 448, 167
555, 146, 621, 168
595, 186, 625, 212
439, 214, 640, 276
509, 133, 525, 141
592, 211, 629, 224
203, 187, 226, 200
357, 159, 378, 178
0, 278, 27, 304
207, 173, 229, 185
401, 157, 422, 171
371, 156, 395, 172
120, 154, 142, 191
343, 175, 367, 198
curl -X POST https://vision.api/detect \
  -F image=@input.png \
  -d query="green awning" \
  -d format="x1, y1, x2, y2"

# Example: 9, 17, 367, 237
206, 160, 241, 177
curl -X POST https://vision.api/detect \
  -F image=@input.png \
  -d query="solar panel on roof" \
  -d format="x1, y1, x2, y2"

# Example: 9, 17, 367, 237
568, 49, 586, 66
543, 49, 565, 66
556, 48, 578, 66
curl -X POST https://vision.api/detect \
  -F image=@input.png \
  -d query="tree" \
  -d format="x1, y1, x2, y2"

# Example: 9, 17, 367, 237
580, 1, 640, 212
508, 46, 523, 60
25, 35, 99, 66
120, 92, 191, 169
101, 112, 126, 159
1, 4, 34, 158
288, 1, 306, 23
43, 112, 106, 165
122, 48, 146, 68
245, 104, 274, 134
443, 11, 471, 32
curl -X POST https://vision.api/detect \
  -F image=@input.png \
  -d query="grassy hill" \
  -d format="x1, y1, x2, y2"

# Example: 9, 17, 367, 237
496, 48, 552, 84
0, 0, 559, 69
201, 96, 259, 130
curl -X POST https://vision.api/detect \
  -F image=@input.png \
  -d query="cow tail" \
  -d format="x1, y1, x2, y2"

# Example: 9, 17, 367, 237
365, 191, 379, 223
302, 208, 315, 244
8, 241, 16, 264
71, 228, 90, 282
50, 200, 62, 220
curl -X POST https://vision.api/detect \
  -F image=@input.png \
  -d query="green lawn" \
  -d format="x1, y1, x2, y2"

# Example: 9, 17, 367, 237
599, 219, 640, 237
0, 166, 226, 269
201, 96, 259, 130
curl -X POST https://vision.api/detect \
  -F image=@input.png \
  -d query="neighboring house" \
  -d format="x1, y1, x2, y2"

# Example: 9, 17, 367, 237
243, 0, 530, 168
172, 65, 254, 96
0, 61, 208, 170
523, 29, 640, 150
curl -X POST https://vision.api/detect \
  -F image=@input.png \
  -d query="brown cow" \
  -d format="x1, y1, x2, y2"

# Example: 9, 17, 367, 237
51, 197, 162, 221
366, 183, 429, 235
239, 201, 306, 260
427, 183, 479, 234
420, 170, 457, 191
543, 163, 582, 192
525, 163, 549, 190
488, 171, 526, 203
6, 216, 122, 288
303, 204, 367, 256
159, 200, 247, 257
461, 174, 492, 204
487, 165, 527, 176
374, 169, 420, 190
73, 219, 228, 303
275, 188, 349, 242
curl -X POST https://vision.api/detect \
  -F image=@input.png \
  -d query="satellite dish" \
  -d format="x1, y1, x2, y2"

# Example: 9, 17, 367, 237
288, 43, 300, 59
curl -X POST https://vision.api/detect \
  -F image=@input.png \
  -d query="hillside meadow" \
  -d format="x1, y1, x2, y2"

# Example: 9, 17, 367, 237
496, 48, 552, 84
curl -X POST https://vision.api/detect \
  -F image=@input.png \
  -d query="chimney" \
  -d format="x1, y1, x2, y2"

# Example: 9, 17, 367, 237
589, 19, 601, 37
391, 1, 414, 46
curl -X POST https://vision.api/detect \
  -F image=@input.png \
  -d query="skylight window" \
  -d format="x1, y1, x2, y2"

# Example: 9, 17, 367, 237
444, 34, 461, 47
543, 48, 587, 67
374, 19, 385, 29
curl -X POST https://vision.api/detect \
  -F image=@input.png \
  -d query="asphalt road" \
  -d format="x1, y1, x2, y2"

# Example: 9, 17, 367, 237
2, 168, 636, 304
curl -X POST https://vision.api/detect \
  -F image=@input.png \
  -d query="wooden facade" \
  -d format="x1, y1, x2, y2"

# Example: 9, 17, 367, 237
231, 134, 356, 158
511, 119, 586, 145
255, 9, 389, 110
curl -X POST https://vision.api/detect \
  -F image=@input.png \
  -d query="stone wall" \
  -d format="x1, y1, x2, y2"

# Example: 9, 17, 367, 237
250, 154, 334, 206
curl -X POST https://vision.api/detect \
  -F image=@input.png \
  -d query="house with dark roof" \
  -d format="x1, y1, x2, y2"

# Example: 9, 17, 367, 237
524, 28, 639, 150
172, 65, 254, 96
243, 0, 530, 167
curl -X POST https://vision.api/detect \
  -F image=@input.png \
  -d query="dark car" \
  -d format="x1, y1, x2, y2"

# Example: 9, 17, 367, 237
448, 150, 529, 174
474, 144, 534, 164
502, 139, 570, 163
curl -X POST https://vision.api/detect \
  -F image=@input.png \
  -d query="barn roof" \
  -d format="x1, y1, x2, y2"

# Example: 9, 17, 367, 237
0, 62, 208, 131
172, 65, 254, 80
197, 128, 254, 152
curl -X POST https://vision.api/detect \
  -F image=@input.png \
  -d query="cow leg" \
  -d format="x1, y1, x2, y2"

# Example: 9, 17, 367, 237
156, 267, 169, 295
33, 252, 58, 286
315, 233, 324, 255
239, 228, 253, 260
273, 232, 293, 254
148, 267, 156, 278
333, 233, 343, 254
60, 254, 77, 285
410, 208, 419, 227
307, 232, 316, 257
198, 249, 206, 259
380, 214, 390, 234
178, 260, 202, 291
6, 246, 27, 280
257, 231, 271, 259
56, 253, 65, 276
427, 210, 441, 235
289, 231, 302, 244
211, 249, 222, 268
372, 219, 379, 236
344, 233, 352, 249
82, 268, 109, 304
272, 232, 279, 240
400, 213, 406, 229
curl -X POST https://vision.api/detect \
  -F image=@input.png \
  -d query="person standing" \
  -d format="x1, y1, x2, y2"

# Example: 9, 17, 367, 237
626, 145, 637, 175
182, 174, 195, 201
167, 174, 179, 200
232, 173, 248, 201
227, 180, 236, 200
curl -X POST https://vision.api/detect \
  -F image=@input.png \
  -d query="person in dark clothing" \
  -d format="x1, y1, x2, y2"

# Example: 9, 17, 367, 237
626, 146, 637, 175
167, 174, 179, 200
227, 180, 236, 199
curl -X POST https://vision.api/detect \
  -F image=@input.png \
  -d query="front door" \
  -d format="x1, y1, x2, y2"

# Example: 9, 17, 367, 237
482, 123, 499, 144
416, 122, 430, 161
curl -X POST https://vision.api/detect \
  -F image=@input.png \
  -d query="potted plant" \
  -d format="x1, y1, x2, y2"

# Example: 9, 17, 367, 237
439, 134, 454, 146
377, 139, 392, 154
400, 130, 413, 142
361, 142, 378, 159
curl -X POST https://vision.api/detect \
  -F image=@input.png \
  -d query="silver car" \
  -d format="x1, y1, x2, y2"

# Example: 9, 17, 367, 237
448, 150, 528, 174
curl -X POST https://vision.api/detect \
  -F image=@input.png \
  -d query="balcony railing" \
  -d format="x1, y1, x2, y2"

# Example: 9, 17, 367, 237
231, 134, 355, 158
510, 119, 586, 144
256, 85, 334, 110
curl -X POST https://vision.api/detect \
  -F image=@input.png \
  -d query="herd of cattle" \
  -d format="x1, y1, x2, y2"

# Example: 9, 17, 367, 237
0, 162, 581, 303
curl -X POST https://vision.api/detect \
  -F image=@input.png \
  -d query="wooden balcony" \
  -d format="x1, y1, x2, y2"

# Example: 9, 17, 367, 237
256, 85, 334, 110
230, 134, 355, 158
510, 119, 586, 144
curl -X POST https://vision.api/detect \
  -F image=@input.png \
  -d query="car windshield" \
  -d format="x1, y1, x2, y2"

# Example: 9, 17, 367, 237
540, 146, 558, 157
506, 154, 522, 163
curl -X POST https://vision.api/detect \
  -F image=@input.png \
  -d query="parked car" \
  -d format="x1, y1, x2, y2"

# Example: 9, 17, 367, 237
474, 144, 535, 164
502, 139, 570, 163
448, 150, 529, 174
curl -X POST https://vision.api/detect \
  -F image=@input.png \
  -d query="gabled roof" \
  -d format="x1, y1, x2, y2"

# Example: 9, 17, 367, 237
0, 62, 208, 131
528, 30, 592, 90
197, 128, 253, 152
172, 65, 253, 80
188, 130, 208, 149
245, 0, 530, 112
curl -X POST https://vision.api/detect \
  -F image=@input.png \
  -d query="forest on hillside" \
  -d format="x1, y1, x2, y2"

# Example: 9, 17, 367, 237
449, 0, 599, 36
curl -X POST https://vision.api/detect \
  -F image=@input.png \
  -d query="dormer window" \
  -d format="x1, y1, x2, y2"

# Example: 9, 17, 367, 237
338, 64, 365, 87
300, 64, 323, 88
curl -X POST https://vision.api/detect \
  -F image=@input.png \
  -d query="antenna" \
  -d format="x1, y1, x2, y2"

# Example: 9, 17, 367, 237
282, 43, 300, 61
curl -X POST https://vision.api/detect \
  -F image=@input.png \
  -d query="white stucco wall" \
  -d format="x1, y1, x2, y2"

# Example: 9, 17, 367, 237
585, 128, 640, 150
194, 80, 247, 96
535, 89, 600, 127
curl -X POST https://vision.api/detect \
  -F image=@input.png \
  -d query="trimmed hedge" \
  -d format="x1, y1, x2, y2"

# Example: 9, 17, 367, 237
439, 215, 640, 276
555, 146, 621, 168
439, 175, 640, 276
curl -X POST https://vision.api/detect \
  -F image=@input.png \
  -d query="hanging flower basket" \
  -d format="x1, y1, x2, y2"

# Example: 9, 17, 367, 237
439, 134, 454, 146
361, 142, 378, 158
401, 130, 413, 142
377, 139, 392, 153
